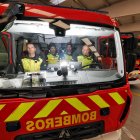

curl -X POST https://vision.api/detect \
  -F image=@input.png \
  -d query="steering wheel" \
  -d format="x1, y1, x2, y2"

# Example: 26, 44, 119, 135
82, 63, 102, 69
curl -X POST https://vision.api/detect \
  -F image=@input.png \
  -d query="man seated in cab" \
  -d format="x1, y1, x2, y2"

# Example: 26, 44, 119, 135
63, 43, 73, 61
77, 45, 94, 69
47, 43, 59, 64
21, 43, 47, 72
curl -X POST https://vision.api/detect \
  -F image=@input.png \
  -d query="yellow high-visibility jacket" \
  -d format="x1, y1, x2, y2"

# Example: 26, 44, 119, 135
22, 57, 43, 72
47, 53, 59, 64
64, 54, 73, 61
77, 55, 93, 69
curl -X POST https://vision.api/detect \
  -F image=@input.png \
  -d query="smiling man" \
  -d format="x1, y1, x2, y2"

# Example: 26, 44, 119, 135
77, 45, 94, 68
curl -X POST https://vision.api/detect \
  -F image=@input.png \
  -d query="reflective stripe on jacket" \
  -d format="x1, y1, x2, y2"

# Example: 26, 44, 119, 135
77, 55, 93, 69
47, 53, 59, 64
64, 54, 72, 61
22, 57, 43, 72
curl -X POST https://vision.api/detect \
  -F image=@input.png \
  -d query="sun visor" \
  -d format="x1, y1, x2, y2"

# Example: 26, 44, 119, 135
52, 20, 70, 30
81, 38, 92, 46
94, 52, 100, 57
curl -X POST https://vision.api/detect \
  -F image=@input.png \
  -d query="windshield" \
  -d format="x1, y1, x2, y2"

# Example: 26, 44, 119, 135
0, 20, 124, 89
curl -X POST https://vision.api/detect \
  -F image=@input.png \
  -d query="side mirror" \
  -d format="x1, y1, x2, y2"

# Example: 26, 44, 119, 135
126, 53, 137, 73
132, 38, 138, 50
121, 33, 138, 51
122, 37, 136, 51
0, 3, 25, 32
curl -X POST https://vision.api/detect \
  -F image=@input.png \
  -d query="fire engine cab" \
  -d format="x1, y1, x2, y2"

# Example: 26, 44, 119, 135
0, 2, 135, 140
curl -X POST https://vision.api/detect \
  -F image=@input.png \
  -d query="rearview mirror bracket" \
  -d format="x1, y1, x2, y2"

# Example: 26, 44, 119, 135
0, 3, 25, 32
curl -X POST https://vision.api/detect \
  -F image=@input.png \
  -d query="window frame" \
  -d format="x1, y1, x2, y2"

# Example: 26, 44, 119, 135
0, 33, 10, 70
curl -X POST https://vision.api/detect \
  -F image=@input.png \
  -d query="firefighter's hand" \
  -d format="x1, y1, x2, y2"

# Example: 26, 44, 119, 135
97, 56, 102, 62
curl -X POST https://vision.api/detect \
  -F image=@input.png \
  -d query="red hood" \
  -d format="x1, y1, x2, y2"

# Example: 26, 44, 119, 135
0, 3, 118, 27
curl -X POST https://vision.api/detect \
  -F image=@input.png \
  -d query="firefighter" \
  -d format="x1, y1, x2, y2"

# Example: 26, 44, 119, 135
21, 43, 47, 72
77, 45, 94, 68
47, 43, 59, 64
63, 43, 73, 61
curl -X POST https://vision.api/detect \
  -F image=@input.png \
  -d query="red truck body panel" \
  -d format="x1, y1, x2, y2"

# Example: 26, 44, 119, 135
0, 3, 131, 140
0, 84, 131, 140
0, 3, 118, 27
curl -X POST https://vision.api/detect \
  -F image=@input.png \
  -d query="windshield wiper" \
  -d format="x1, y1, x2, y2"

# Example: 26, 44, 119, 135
0, 71, 16, 79
0, 84, 98, 99
0, 71, 6, 77
0, 81, 122, 99
0, 88, 47, 99
82, 63, 102, 69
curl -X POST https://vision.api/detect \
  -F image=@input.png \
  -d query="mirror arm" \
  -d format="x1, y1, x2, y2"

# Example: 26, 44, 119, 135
2, 3, 25, 19
0, 3, 25, 32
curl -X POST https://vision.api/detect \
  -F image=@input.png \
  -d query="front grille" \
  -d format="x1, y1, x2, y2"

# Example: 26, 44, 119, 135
15, 121, 104, 140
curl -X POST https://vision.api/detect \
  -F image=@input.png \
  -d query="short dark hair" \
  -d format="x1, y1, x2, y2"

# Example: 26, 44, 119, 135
26, 42, 36, 48
49, 43, 56, 49
67, 43, 72, 47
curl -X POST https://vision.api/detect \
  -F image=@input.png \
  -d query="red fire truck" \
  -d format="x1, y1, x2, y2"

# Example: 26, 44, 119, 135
0, 2, 135, 140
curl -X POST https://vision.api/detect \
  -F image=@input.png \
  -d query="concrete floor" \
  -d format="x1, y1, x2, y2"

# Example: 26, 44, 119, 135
87, 80, 140, 140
